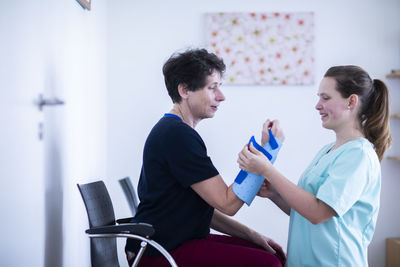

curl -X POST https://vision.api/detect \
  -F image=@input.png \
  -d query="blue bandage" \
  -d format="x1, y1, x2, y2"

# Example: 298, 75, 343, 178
263, 129, 280, 164
233, 130, 282, 206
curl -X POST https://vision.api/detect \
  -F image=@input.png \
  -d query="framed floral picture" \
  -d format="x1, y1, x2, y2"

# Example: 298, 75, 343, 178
76, 0, 91, 10
205, 12, 314, 85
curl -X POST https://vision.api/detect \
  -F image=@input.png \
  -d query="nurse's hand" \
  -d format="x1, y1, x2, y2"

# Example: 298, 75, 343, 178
257, 180, 278, 200
238, 143, 272, 176
261, 119, 285, 146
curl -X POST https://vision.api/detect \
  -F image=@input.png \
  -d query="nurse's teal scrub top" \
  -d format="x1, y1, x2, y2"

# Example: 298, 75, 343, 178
286, 138, 381, 267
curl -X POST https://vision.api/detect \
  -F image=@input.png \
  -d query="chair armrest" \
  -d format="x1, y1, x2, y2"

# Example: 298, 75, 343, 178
116, 217, 134, 224
86, 222, 155, 237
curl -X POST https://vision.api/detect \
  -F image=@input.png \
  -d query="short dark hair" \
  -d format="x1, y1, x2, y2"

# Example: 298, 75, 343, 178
162, 48, 226, 103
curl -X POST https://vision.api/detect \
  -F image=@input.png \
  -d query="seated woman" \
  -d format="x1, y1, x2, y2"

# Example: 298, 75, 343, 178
125, 48, 286, 267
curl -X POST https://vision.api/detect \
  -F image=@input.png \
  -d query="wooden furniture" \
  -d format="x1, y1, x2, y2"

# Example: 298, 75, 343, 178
387, 71, 400, 78
386, 238, 400, 267
387, 72, 400, 161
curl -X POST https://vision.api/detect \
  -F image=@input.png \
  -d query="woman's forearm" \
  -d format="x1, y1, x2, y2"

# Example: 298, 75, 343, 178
191, 175, 244, 216
210, 209, 252, 240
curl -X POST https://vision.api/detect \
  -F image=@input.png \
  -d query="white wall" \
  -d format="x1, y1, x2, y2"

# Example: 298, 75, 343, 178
0, 0, 107, 266
1, 0, 398, 266
107, 1, 400, 267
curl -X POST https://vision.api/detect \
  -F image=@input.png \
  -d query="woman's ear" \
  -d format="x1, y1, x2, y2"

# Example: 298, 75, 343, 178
178, 84, 189, 100
348, 94, 359, 110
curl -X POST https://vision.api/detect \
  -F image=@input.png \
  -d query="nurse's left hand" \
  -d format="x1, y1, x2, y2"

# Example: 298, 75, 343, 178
237, 143, 272, 176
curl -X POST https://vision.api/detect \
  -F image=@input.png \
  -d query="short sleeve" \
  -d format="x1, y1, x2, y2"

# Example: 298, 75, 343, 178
164, 124, 219, 187
316, 147, 370, 217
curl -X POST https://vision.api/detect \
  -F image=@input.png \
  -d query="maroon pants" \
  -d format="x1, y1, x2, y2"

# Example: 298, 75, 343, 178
128, 234, 284, 267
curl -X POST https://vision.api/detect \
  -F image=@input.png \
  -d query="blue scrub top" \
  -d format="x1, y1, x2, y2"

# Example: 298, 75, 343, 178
286, 138, 381, 267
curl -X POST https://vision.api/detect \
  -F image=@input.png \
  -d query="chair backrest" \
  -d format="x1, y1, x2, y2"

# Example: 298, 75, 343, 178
77, 181, 119, 267
118, 177, 139, 216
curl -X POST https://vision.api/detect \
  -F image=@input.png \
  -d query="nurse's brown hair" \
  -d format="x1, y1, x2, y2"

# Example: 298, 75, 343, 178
325, 65, 391, 161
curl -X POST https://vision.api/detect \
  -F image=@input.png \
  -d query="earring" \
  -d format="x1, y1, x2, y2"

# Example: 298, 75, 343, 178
347, 106, 351, 110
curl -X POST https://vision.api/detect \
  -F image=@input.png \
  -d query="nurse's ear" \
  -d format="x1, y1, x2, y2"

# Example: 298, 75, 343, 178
347, 94, 359, 111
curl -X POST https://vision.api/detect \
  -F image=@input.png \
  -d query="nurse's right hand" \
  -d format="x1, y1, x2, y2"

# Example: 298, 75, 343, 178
257, 180, 278, 200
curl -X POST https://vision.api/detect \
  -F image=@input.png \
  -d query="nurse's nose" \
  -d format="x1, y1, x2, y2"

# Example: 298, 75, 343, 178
315, 100, 322, 110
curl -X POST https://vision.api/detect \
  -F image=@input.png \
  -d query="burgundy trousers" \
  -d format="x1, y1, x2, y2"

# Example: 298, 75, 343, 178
128, 234, 284, 267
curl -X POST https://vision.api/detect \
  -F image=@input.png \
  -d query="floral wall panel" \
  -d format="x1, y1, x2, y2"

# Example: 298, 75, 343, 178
205, 12, 314, 85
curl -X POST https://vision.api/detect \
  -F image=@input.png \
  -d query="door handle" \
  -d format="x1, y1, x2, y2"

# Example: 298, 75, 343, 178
37, 94, 65, 111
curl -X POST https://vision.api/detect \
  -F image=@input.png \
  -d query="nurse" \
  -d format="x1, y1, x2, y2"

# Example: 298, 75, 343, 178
237, 65, 391, 266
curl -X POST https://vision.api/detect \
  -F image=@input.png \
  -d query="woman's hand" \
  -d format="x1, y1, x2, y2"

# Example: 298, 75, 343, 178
261, 119, 285, 146
237, 143, 272, 176
247, 230, 287, 264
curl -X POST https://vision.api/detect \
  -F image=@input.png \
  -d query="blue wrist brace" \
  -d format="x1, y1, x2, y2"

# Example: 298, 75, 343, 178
233, 130, 282, 206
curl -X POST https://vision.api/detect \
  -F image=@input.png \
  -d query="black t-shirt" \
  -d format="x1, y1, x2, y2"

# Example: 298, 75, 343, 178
125, 115, 219, 255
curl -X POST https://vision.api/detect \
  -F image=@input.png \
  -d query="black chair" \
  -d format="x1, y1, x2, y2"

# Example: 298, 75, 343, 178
119, 177, 139, 216
77, 180, 177, 267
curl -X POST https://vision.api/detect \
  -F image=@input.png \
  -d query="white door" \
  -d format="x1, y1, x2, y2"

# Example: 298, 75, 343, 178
1, 2, 108, 266
0, 3, 47, 266
1, 3, 71, 267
